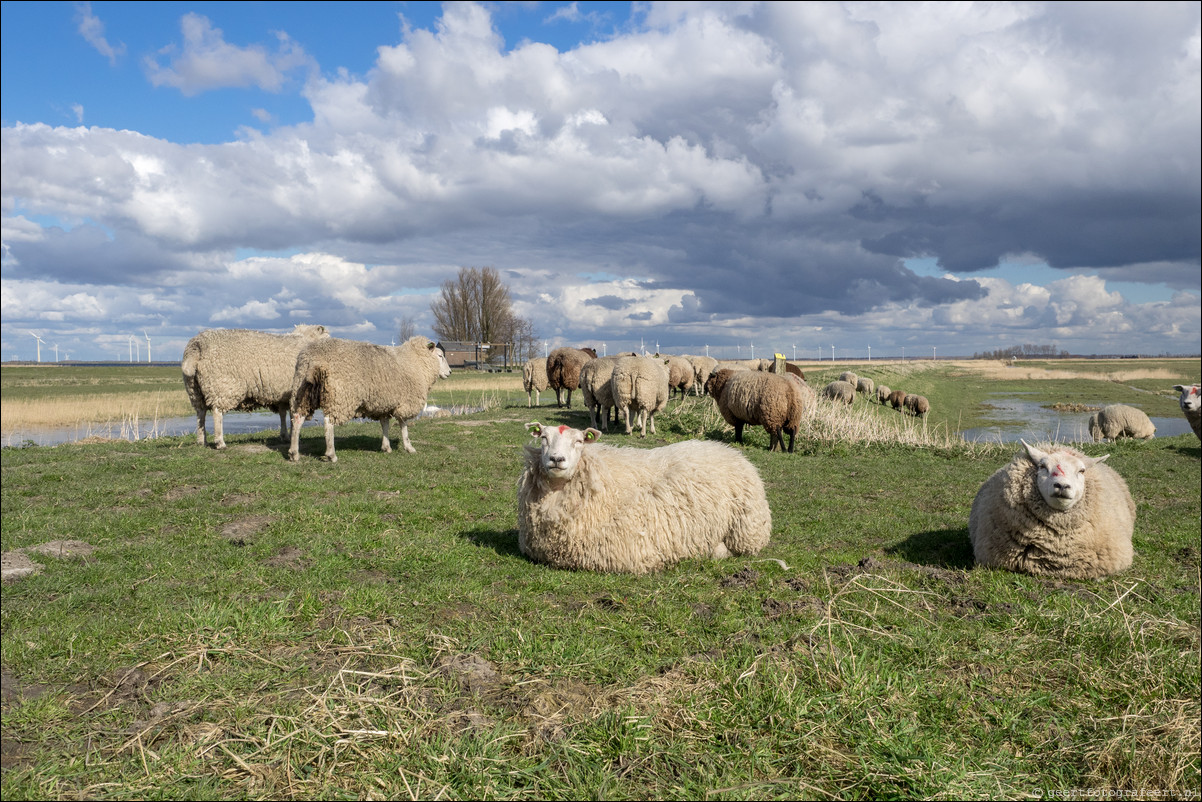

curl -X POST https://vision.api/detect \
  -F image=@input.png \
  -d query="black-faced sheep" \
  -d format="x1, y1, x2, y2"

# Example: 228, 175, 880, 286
706, 369, 805, 453
517, 423, 772, 573
1172, 384, 1201, 440
820, 380, 856, 405
287, 336, 450, 463
969, 440, 1135, 579
610, 355, 669, 437
1088, 404, 1155, 442
903, 394, 930, 417
546, 347, 598, 408
181, 324, 330, 449
522, 357, 550, 407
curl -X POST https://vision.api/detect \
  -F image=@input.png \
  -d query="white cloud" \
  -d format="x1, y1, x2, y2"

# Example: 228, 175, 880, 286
74, 2, 125, 66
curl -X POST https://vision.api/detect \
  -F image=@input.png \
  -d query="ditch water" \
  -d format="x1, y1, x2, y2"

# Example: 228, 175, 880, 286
960, 394, 1192, 443
1, 406, 471, 449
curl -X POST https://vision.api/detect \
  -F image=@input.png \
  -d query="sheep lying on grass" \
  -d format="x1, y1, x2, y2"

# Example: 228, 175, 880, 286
706, 369, 805, 452
546, 347, 597, 408
1172, 384, 1201, 440
517, 423, 772, 573
182, 324, 329, 449
522, 358, 550, 407
1088, 404, 1155, 442
969, 440, 1135, 579
288, 336, 450, 463
610, 355, 669, 437
821, 380, 856, 405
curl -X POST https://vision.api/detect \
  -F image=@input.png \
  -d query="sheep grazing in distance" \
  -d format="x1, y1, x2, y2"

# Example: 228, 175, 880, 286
288, 336, 450, 463
715, 359, 771, 372
182, 324, 330, 449
1172, 384, 1201, 440
517, 423, 772, 574
839, 371, 859, 388
904, 394, 930, 417
876, 385, 892, 405
610, 355, 669, 437
856, 377, 875, 397
661, 355, 695, 399
688, 355, 719, 394
1088, 404, 1155, 442
522, 358, 550, 407
820, 380, 856, 405
546, 347, 598, 408
969, 440, 1135, 579
888, 389, 908, 410
706, 369, 805, 452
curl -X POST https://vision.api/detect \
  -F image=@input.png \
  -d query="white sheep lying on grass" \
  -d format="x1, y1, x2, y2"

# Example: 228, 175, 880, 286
1088, 404, 1155, 442
288, 336, 450, 463
1172, 384, 1201, 440
969, 440, 1135, 579
517, 423, 772, 573
181, 324, 329, 449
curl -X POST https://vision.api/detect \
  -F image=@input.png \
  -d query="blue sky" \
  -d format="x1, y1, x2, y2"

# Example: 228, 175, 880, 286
2, 1, 1199, 362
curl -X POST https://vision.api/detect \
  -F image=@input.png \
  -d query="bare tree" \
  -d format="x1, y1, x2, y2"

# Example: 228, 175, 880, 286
397, 314, 418, 344
430, 267, 535, 360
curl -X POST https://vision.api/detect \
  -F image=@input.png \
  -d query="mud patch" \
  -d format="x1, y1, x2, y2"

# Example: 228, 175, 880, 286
164, 485, 205, 502
220, 493, 258, 507
264, 545, 306, 571
761, 596, 826, 619
23, 540, 95, 560
1, 552, 44, 583
720, 566, 760, 588
220, 515, 274, 546
434, 653, 503, 697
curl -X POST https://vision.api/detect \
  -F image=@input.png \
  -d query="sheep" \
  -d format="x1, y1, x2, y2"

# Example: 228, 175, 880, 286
839, 371, 859, 388
546, 347, 597, 408
517, 422, 772, 574
609, 355, 669, 437
714, 359, 771, 372
579, 354, 634, 431
820, 380, 856, 405
1087, 404, 1155, 442
903, 393, 930, 417
522, 357, 550, 407
287, 336, 450, 463
181, 324, 329, 449
661, 355, 695, 399
1172, 384, 1201, 440
856, 377, 875, 397
876, 385, 892, 405
767, 361, 806, 382
688, 355, 719, 395
968, 440, 1135, 579
887, 389, 908, 410
706, 369, 805, 453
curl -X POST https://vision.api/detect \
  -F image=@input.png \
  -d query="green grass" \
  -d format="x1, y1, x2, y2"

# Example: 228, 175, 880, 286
2, 364, 1199, 800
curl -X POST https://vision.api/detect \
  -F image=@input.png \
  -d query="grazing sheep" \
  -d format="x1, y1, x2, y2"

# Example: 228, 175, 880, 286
288, 336, 450, 463
1088, 404, 1155, 442
839, 371, 859, 388
768, 361, 806, 382
661, 355, 695, 399
887, 389, 908, 410
522, 358, 550, 407
610, 355, 669, 437
715, 359, 771, 372
706, 369, 805, 452
546, 347, 597, 408
820, 380, 856, 405
517, 423, 772, 573
856, 377, 875, 397
903, 394, 930, 417
181, 324, 330, 449
579, 354, 634, 431
876, 385, 892, 405
688, 355, 720, 395
969, 440, 1135, 579
1172, 384, 1201, 440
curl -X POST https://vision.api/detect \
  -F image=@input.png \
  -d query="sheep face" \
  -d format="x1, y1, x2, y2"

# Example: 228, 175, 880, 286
527, 422, 601, 481
1174, 384, 1201, 414
1022, 440, 1108, 512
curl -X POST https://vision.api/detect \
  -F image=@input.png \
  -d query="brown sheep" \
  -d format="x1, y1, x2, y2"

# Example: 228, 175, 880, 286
546, 347, 598, 407
706, 369, 806, 452
888, 389, 908, 410
903, 393, 930, 417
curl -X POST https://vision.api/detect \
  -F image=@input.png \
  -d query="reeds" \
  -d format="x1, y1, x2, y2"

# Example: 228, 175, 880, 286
0, 391, 193, 433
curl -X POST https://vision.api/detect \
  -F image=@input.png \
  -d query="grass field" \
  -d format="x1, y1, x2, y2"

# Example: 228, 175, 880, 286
1, 360, 1199, 800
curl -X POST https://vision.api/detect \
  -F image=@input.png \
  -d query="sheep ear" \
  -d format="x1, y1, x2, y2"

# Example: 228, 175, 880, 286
526, 422, 543, 436
1173, 385, 1185, 392
1086, 453, 1110, 467
427, 341, 436, 351
1020, 439, 1046, 464
583, 428, 602, 443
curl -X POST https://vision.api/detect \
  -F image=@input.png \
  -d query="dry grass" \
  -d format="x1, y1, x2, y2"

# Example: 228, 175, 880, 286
0, 392, 195, 433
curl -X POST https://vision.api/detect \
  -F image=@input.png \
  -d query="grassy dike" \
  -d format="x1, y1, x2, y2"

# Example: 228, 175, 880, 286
1, 363, 1199, 800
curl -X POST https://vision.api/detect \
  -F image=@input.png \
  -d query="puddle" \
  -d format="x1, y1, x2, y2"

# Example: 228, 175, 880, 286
2, 405, 478, 449
961, 396, 1192, 443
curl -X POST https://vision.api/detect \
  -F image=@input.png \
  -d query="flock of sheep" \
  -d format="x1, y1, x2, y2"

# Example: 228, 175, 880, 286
180, 327, 1200, 581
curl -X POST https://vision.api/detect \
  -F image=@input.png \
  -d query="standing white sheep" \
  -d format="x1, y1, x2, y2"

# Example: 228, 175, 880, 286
517, 423, 772, 573
820, 380, 856, 405
288, 336, 450, 463
522, 358, 550, 407
610, 355, 670, 437
969, 440, 1135, 579
181, 324, 329, 449
1172, 384, 1201, 440
856, 377, 875, 397
1087, 404, 1155, 442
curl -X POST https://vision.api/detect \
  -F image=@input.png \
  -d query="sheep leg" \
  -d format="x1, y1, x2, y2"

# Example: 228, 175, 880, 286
399, 420, 416, 453
623, 406, 633, 435
277, 407, 289, 441
648, 412, 656, 435
194, 406, 207, 446
734, 421, 744, 444
639, 409, 647, 438
323, 417, 338, 463
379, 418, 393, 453
213, 409, 227, 450
288, 412, 304, 462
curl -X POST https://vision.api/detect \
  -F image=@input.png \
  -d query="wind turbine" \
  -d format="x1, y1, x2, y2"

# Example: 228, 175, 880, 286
129, 335, 140, 363
144, 331, 152, 363
831, 344, 835, 361
53, 343, 60, 362
29, 332, 44, 363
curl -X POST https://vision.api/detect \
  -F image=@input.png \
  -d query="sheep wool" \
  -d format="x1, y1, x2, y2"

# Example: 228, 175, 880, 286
887, 389, 908, 410
579, 355, 625, 431
876, 385, 892, 405
904, 394, 931, 417
546, 347, 597, 408
522, 358, 550, 407
856, 377, 875, 397
288, 336, 450, 463
181, 324, 330, 449
707, 369, 805, 452
688, 355, 720, 394
1172, 384, 1201, 440
838, 371, 859, 388
610, 355, 670, 437
517, 423, 772, 573
1088, 404, 1155, 442
661, 355, 695, 398
969, 440, 1135, 580
821, 380, 856, 405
